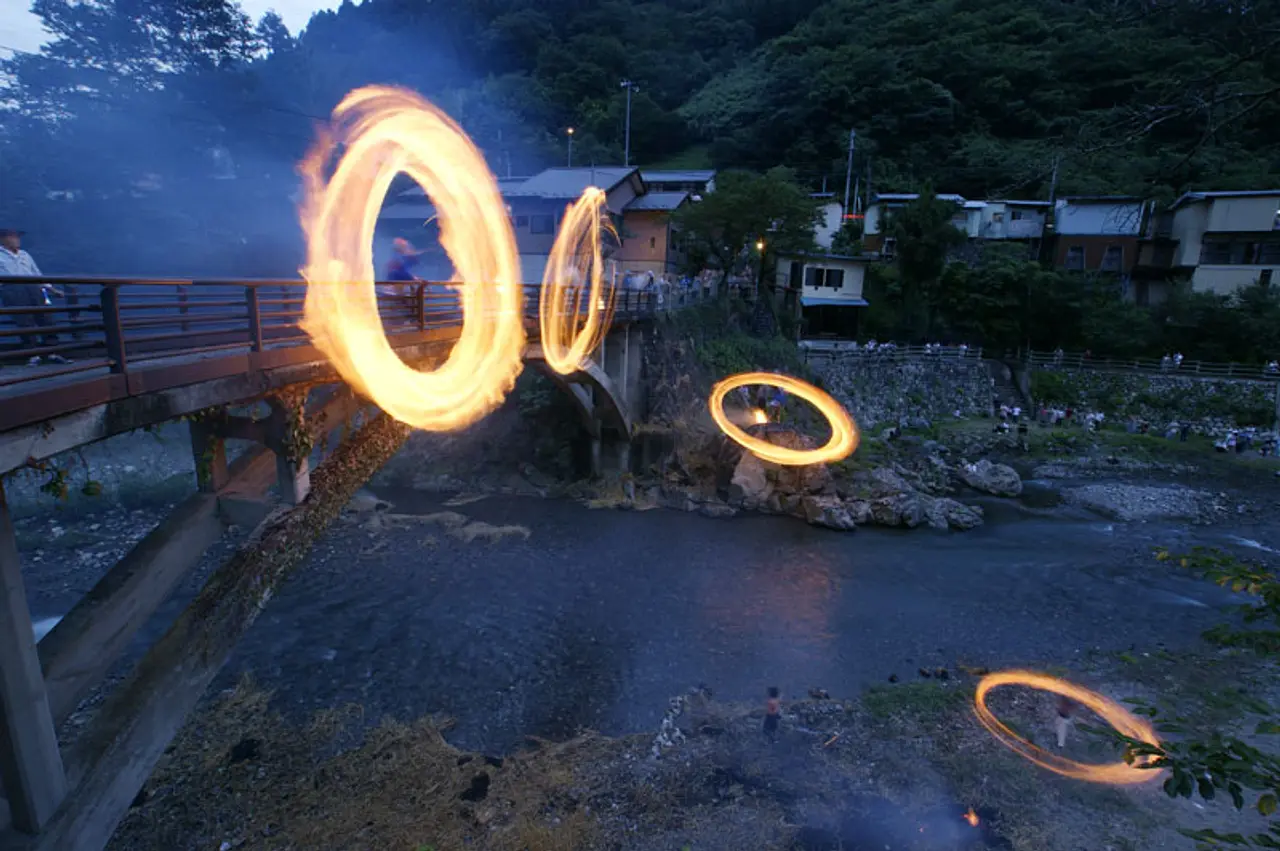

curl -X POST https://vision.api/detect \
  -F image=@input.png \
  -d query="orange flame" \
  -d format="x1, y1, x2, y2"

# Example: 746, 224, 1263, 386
963, 808, 979, 827
750, 408, 768, 425
297, 85, 526, 431
709, 372, 859, 465
973, 670, 1163, 785
539, 187, 617, 374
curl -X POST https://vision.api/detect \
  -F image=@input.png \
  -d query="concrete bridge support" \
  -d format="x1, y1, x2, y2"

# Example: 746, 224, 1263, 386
587, 323, 646, 477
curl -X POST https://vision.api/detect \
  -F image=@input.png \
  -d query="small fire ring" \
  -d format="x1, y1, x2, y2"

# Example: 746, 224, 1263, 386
973, 669, 1164, 785
708, 372, 858, 466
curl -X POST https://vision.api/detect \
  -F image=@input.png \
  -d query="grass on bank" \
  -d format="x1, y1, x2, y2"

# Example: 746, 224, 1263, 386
107, 647, 1279, 851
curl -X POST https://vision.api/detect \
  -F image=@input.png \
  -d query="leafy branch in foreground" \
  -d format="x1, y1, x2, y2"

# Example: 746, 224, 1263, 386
1098, 547, 1280, 847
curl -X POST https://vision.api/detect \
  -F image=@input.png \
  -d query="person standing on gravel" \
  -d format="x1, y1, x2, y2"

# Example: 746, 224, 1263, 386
763, 686, 781, 743
1055, 695, 1077, 748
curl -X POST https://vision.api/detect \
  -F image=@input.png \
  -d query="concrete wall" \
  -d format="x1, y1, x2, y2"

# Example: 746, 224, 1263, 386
1029, 367, 1277, 429
814, 202, 844, 249
1207, 195, 1280, 232
617, 211, 676, 275
1191, 266, 1272, 295
810, 354, 993, 429
1053, 201, 1145, 236
1170, 202, 1209, 267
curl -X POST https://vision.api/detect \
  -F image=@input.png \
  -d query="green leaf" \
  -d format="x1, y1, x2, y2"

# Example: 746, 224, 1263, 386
1230, 781, 1246, 810
1198, 777, 1217, 801
1259, 794, 1278, 816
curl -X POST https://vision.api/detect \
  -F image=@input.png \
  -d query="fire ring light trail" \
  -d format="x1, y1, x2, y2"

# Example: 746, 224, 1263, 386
539, 187, 617, 374
298, 85, 526, 431
708, 372, 859, 465
973, 670, 1164, 785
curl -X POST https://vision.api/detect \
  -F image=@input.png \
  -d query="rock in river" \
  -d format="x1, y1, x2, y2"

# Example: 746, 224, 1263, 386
957, 459, 1023, 497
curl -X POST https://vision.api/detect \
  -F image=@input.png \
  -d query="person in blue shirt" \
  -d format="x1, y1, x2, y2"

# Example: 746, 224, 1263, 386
381, 238, 424, 327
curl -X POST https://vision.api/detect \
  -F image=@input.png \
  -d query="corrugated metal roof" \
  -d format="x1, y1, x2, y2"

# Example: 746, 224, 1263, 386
874, 193, 967, 203
992, 199, 1052, 206
625, 192, 689, 211
801, 296, 869, 307
398, 176, 533, 200
641, 170, 716, 183
507, 167, 638, 199
1171, 189, 1280, 209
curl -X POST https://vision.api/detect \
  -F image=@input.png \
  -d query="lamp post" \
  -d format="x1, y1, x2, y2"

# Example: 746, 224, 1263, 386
755, 239, 765, 300
620, 80, 639, 166
566, 127, 574, 168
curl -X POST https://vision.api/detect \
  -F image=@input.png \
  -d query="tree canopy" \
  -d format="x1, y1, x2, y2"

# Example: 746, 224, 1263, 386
1, 0, 1276, 274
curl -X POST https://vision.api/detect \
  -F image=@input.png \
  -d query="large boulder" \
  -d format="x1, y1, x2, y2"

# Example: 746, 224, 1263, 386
722, 425, 834, 508
727, 451, 771, 509
921, 495, 985, 530
801, 495, 859, 531
869, 492, 924, 528
958, 459, 1023, 497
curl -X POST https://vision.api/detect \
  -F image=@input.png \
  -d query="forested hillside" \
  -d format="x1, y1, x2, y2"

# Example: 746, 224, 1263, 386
2, 0, 1277, 273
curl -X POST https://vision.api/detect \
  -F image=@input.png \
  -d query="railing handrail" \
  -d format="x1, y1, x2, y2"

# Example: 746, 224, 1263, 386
1024, 348, 1280, 379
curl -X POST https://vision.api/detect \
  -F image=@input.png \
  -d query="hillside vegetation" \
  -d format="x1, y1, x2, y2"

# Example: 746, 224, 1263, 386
2, 0, 1277, 274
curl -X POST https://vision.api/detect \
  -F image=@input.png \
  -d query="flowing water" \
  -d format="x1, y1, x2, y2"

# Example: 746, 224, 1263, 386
200, 489, 1264, 754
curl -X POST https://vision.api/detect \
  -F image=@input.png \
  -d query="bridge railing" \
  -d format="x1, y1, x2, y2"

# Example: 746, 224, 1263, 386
1025, 349, 1280, 380
0, 277, 697, 391
801, 342, 984, 364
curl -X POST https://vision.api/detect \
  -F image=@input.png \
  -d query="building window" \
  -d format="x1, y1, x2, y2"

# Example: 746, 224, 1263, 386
1100, 244, 1123, 272
1065, 245, 1085, 271
1260, 242, 1280, 264
649, 236, 656, 249
826, 268, 845, 289
1011, 210, 1024, 221
1261, 269, 1274, 288
530, 215, 555, 234
991, 213, 1004, 223
514, 215, 529, 228
1201, 239, 1231, 264
882, 237, 897, 258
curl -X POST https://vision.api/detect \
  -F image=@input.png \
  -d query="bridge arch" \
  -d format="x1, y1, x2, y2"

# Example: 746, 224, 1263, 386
522, 342, 632, 439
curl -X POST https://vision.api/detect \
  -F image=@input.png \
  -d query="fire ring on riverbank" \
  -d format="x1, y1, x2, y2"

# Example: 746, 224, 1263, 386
298, 85, 526, 432
708, 372, 858, 465
973, 669, 1164, 785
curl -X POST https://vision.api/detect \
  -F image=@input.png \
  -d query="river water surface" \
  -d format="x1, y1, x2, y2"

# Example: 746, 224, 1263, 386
207, 489, 1265, 754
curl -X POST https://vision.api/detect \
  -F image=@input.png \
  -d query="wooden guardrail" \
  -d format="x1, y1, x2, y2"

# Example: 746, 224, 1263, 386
0, 277, 714, 437
1025, 349, 1280, 380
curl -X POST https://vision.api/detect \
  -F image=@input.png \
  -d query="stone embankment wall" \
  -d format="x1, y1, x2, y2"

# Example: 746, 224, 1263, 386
1029, 368, 1277, 429
810, 354, 994, 430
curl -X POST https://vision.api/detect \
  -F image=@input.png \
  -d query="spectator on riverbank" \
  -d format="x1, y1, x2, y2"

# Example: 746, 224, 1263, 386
763, 686, 781, 743
1055, 695, 1077, 749
0, 228, 71, 366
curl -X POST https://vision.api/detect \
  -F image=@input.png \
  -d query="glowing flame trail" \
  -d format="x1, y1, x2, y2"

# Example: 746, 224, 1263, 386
973, 670, 1164, 785
750, 408, 768, 425
297, 85, 526, 431
539, 187, 617, 374
709, 372, 859, 465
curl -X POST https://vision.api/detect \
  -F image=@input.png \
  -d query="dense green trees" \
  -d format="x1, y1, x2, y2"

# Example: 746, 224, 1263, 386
1, 0, 1276, 276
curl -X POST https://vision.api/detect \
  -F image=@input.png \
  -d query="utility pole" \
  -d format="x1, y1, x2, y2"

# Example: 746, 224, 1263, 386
566, 127, 575, 168
841, 129, 856, 219
620, 80, 639, 166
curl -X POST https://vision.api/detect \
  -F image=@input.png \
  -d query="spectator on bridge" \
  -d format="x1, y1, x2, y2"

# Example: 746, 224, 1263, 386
382, 238, 424, 326
0, 228, 70, 366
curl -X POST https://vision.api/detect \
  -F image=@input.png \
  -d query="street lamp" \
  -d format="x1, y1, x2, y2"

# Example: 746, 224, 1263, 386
620, 79, 639, 166
566, 127, 575, 168
755, 239, 765, 252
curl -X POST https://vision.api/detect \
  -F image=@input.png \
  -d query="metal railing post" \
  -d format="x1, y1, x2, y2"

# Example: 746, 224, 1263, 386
178, 285, 190, 333
416, 283, 426, 331
246, 286, 263, 352
101, 285, 127, 374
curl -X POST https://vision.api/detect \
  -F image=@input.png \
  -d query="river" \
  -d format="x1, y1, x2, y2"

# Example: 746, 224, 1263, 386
198, 487, 1263, 755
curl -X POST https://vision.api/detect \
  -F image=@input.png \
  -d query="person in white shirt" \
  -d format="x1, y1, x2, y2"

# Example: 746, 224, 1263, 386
0, 228, 71, 365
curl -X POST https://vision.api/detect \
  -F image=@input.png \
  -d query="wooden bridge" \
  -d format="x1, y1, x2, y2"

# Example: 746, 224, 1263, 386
0, 275, 705, 850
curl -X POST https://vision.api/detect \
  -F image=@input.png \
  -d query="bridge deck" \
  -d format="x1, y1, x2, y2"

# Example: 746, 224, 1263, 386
0, 277, 680, 438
